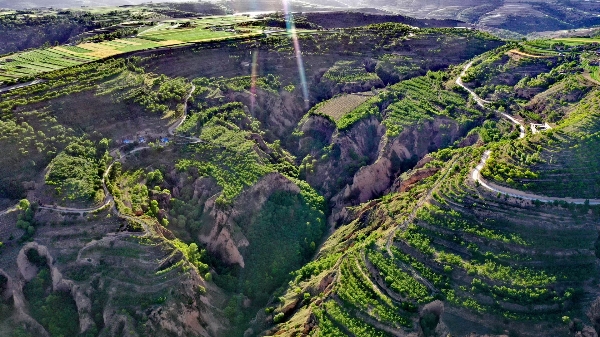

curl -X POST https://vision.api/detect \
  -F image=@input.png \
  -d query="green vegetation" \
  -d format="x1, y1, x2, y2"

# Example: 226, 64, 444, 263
240, 189, 325, 301
175, 104, 274, 204
0, 14, 260, 82
23, 268, 79, 337
336, 252, 410, 327
313, 93, 375, 121
381, 72, 481, 136
99, 71, 191, 116
205, 74, 282, 95
312, 307, 348, 337
367, 249, 432, 303
45, 139, 109, 203
551, 37, 600, 46
336, 97, 380, 131
485, 85, 600, 198
323, 300, 389, 337
0, 46, 99, 81
322, 60, 380, 84
335, 71, 482, 135
5, 16, 584, 337
16, 199, 38, 241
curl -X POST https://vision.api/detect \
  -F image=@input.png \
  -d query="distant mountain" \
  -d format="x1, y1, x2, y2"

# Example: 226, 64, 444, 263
301, 0, 600, 35
1, 0, 599, 36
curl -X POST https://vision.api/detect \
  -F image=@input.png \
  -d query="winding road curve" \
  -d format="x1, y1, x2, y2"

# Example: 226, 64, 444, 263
168, 84, 196, 136
31, 84, 197, 216
457, 61, 600, 205
456, 61, 490, 109
471, 150, 600, 205
378, 60, 600, 298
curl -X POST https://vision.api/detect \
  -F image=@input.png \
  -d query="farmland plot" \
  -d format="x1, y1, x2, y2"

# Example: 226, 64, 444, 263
316, 92, 375, 120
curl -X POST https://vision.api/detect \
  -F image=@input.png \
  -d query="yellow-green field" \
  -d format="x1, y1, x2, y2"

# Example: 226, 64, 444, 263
590, 66, 600, 82
316, 92, 375, 120
0, 15, 262, 82
552, 37, 600, 45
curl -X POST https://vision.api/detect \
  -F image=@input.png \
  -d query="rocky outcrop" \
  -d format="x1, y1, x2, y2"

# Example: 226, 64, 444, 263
302, 115, 466, 226
198, 172, 301, 267
17, 242, 95, 334
393, 167, 441, 193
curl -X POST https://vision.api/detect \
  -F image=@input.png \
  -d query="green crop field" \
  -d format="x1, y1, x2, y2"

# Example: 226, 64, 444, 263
0, 15, 261, 83
552, 37, 600, 45
322, 60, 380, 84
61, 46, 93, 54
140, 27, 237, 42
592, 67, 600, 82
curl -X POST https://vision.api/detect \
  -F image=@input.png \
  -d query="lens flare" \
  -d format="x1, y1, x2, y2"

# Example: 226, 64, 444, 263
250, 50, 259, 113
281, 0, 309, 108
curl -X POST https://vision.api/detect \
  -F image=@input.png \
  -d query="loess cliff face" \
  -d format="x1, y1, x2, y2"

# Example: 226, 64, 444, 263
301, 115, 469, 225
195, 172, 301, 268
0, 210, 226, 337
226, 89, 307, 140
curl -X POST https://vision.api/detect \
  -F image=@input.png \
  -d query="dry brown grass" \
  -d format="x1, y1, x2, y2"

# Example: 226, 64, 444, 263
157, 40, 185, 46
507, 49, 550, 60
113, 39, 142, 46
317, 92, 374, 120
53, 46, 97, 58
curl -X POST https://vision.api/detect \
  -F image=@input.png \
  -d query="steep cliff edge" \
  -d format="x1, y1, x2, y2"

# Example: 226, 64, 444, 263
197, 172, 302, 267
297, 72, 483, 226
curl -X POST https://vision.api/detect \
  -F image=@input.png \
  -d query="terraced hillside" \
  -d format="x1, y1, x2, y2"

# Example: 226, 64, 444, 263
3, 7, 600, 336
0, 21, 506, 337
263, 40, 600, 337
266, 125, 600, 336
0, 15, 263, 83
470, 39, 600, 200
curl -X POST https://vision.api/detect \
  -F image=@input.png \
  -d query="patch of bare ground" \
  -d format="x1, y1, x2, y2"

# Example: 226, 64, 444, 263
0, 205, 227, 336
316, 92, 375, 120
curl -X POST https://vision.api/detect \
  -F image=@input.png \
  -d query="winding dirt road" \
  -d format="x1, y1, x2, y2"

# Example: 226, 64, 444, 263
35, 84, 196, 216
457, 61, 600, 205
456, 62, 526, 139
376, 60, 600, 300
472, 150, 600, 205
456, 61, 490, 108
168, 84, 196, 136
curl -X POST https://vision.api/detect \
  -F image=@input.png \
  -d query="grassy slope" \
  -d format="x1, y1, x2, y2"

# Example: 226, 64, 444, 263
268, 145, 599, 337
265, 42, 600, 337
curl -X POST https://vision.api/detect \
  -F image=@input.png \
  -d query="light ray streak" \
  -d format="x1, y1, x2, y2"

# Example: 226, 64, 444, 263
282, 0, 309, 107
250, 50, 259, 113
